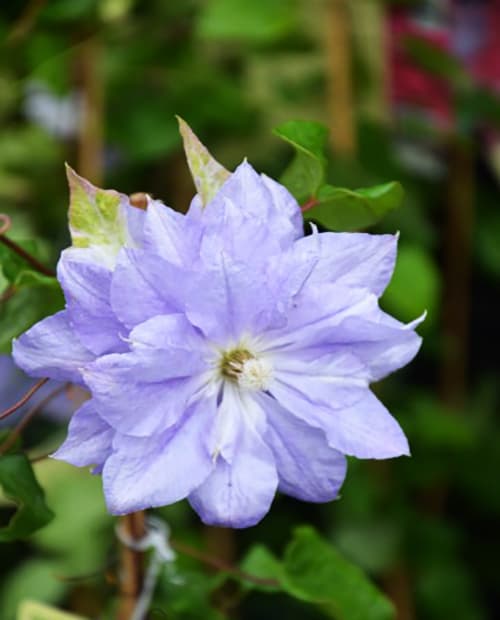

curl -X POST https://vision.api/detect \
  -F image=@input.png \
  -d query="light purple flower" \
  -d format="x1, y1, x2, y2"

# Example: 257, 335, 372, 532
13, 161, 422, 527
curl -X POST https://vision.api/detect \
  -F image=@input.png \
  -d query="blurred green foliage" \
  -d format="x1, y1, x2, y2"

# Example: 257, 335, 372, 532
0, 0, 499, 619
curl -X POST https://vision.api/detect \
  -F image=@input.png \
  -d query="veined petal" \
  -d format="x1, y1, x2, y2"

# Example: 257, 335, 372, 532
261, 173, 303, 239
110, 249, 186, 328
271, 381, 409, 459
12, 311, 94, 384
102, 395, 215, 514
185, 255, 285, 344
257, 392, 347, 502
189, 426, 277, 528
297, 232, 398, 295
52, 400, 113, 468
58, 251, 126, 355
84, 351, 209, 436
142, 200, 200, 265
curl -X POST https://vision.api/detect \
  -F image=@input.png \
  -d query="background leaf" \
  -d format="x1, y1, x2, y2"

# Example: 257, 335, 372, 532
0, 454, 54, 542
274, 120, 328, 203
305, 181, 404, 231
282, 527, 395, 620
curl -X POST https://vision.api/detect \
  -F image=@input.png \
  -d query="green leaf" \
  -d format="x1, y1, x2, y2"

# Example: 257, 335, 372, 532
305, 181, 404, 231
65, 165, 131, 267
198, 0, 296, 44
0, 240, 41, 283
274, 120, 328, 203
282, 527, 395, 620
0, 284, 64, 354
404, 36, 468, 86
13, 271, 60, 291
238, 529, 394, 619
0, 560, 66, 620
0, 454, 54, 542
177, 117, 230, 207
18, 600, 87, 620
240, 545, 284, 592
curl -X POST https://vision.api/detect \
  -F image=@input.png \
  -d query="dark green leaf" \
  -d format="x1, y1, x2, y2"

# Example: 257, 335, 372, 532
0, 241, 40, 283
0, 454, 54, 542
282, 527, 395, 620
274, 120, 328, 203
305, 181, 404, 231
404, 36, 468, 86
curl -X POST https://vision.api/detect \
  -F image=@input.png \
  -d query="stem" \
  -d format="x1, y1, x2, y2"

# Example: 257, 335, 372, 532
76, 34, 104, 186
325, 0, 356, 157
300, 197, 319, 213
170, 539, 280, 588
117, 511, 146, 620
440, 139, 474, 409
0, 383, 67, 455
0, 378, 49, 421
0, 234, 55, 277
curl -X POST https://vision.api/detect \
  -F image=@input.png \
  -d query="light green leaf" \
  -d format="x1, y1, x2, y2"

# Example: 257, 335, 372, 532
0, 560, 65, 620
198, 0, 296, 43
0, 454, 54, 542
282, 527, 395, 620
305, 181, 404, 231
18, 600, 87, 620
274, 120, 328, 203
66, 165, 131, 267
177, 117, 230, 207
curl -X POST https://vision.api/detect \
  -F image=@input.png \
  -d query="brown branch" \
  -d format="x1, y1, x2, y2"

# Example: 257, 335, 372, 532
6, 0, 47, 44
0, 383, 67, 455
117, 511, 146, 620
170, 539, 280, 588
0, 378, 49, 421
0, 234, 55, 277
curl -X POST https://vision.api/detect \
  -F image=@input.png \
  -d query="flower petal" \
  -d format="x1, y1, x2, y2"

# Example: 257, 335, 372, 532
12, 311, 94, 384
84, 347, 208, 437
189, 390, 277, 528
297, 232, 398, 295
271, 381, 409, 459
102, 396, 215, 514
110, 249, 186, 328
257, 392, 347, 502
58, 251, 126, 355
52, 400, 113, 468
185, 255, 285, 343
142, 200, 200, 265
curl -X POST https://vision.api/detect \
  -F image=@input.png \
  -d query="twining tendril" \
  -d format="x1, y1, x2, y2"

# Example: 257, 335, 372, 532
0, 214, 12, 235
0, 213, 56, 277
0, 382, 68, 456
0, 378, 49, 421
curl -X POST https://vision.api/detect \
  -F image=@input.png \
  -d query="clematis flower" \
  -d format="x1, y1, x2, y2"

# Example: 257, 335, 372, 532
13, 134, 422, 528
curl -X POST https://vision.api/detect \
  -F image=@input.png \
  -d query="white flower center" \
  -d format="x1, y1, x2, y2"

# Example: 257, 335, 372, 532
237, 357, 273, 391
219, 347, 273, 391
